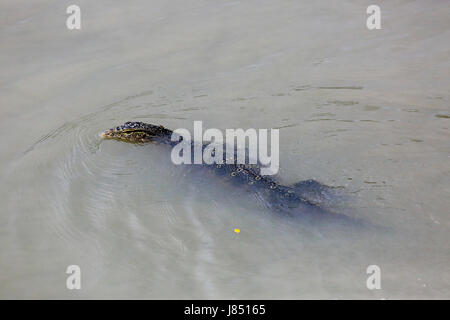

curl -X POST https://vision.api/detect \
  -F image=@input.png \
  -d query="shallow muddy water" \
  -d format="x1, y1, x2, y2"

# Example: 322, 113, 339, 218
0, 0, 449, 299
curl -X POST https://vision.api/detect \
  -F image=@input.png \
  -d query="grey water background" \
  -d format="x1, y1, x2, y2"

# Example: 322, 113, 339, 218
0, 0, 449, 299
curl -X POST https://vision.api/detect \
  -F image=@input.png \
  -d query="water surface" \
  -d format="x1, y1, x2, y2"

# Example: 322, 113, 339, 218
0, 0, 449, 299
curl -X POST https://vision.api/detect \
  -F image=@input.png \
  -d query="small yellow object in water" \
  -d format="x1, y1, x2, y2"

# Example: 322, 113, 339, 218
234, 228, 240, 233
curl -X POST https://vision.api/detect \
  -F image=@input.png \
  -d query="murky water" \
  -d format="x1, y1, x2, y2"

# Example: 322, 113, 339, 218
1, 0, 449, 299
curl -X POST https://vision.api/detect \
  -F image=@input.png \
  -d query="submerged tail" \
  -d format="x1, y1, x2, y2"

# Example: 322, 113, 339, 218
266, 179, 372, 229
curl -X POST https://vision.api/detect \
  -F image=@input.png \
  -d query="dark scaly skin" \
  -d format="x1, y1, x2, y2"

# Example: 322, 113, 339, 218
102, 122, 343, 218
